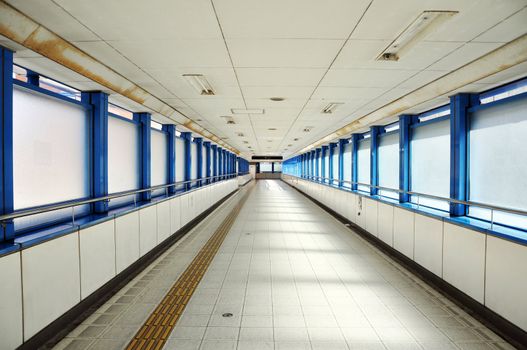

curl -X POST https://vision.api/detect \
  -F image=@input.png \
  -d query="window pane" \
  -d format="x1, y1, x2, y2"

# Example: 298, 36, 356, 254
202, 144, 207, 178
151, 130, 168, 196
469, 97, 527, 229
324, 152, 329, 181
343, 143, 352, 188
13, 86, 90, 230
108, 116, 140, 207
260, 162, 272, 172
191, 142, 198, 180
175, 137, 185, 190
332, 147, 339, 185
274, 162, 282, 172
378, 132, 399, 199
410, 119, 450, 210
357, 139, 371, 192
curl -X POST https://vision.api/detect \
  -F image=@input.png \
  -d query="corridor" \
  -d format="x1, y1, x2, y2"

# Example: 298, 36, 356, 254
54, 180, 512, 350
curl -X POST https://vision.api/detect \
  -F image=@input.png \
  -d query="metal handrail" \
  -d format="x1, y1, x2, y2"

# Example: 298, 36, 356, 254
286, 174, 527, 219
0, 173, 239, 223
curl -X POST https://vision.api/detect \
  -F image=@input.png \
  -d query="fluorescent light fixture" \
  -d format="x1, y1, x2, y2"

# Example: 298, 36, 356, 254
231, 108, 265, 114
322, 102, 343, 114
377, 11, 457, 61
182, 74, 215, 95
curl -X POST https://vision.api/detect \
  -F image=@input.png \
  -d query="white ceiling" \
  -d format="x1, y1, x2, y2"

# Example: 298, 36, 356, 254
3, 0, 527, 158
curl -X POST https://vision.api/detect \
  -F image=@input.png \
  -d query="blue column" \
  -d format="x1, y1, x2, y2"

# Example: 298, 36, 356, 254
310, 150, 316, 179
370, 126, 381, 196
204, 141, 211, 183
195, 137, 203, 187
164, 125, 176, 195
81, 91, 109, 213
217, 147, 223, 179
450, 94, 473, 216
351, 134, 359, 191
321, 145, 328, 183
315, 148, 321, 181
211, 144, 218, 181
328, 142, 336, 185
338, 139, 346, 187
26, 69, 39, 86
222, 150, 227, 178
135, 112, 151, 201
0, 46, 14, 242
181, 132, 192, 190
399, 115, 413, 203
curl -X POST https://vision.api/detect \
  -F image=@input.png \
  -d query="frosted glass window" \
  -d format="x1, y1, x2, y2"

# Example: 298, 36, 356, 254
260, 162, 272, 172
357, 139, 371, 193
410, 119, 450, 211
332, 148, 339, 185
469, 97, 527, 229
342, 144, 352, 188
202, 145, 207, 178
13, 86, 89, 230
191, 142, 198, 180
108, 116, 140, 207
175, 137, 185, 190
151, 130, 168, 197
274, 162, 282, 172
378, 132, 399, 199
324, 153, 329, 182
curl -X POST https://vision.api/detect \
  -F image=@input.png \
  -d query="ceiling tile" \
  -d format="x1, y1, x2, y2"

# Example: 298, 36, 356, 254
321, 68, 419, 88
428, 42, 503, 71
228, 39, 344, 68
473, 7, 527, 43
236, 67, 325, 86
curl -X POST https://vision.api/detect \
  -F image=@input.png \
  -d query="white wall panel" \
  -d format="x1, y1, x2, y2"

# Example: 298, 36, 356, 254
414, 215, 443, 277
170, 196, 181, 233
443, 223, 485, 303
345, 192, 357, 223
22, 234, 80, 339
377, 202, 394, 246
79, 220, 116, 299
139, 205, 158, 256
485, 236, 527, 332
115, 211, 140, 273
157, 200, 171, 243
0, 252, 23, 350
393, 207, 415, 259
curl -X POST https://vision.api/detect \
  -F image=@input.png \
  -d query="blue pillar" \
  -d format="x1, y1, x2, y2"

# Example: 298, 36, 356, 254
370, 126, 381, 196
351, 134, 359, 191
195, 137, 203, 187
135, 112, 151, 201
204, 141, 211, 183
310, 150, 316, 179
315, 148, 321, 181
321, 145, 328, 183
26, 69, 39, 86
164, 125, 176, 195
450, 94, 473, 216
0, 46, 14, 242
328, 142, 337, 185
222, 150, 227, 178
338, 139, 346, 187
218, 147, 223, 179
81, 91, 109, 213
399, 115, 413, 203
211, 144, 218, 181
181, 132, 192, 190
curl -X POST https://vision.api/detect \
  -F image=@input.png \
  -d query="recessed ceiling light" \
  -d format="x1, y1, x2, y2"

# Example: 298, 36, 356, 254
182, 74, 215, 95
293, 138, 299, 141
231, 108, 265, 114
377, 11, 457, 61
270, 97, 285, 102
322, 102, 343, 114
288, 144, 292, 147
268, 127, 277, 131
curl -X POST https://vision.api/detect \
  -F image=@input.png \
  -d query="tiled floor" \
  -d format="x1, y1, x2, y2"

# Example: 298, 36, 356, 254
54, 180, 515, 350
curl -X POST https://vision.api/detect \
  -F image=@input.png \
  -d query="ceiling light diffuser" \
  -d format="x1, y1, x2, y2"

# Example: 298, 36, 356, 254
377, 11, 457, 61
182, 74, 215, 95
322, 102, 343, 114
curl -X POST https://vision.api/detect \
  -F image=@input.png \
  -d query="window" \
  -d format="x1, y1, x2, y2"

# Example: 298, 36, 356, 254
357, 139, 371, 193
202, 144, 207, 179
108, 115, 140, 207
378, 132, 399, 199
260, 162, 272, 172
175, 137, 185, 190
191, 142, 198, 180
13, 85, 89, 230
480, 79, 527, 104
324, 151, 329, 182
108, 103, 133, 120
342, 143, 352, 188
469, 96, 527, 229
332, 146, 338, 185
274, 162, 282, 172
151, 130, 168, 197
410, 118, 450, 210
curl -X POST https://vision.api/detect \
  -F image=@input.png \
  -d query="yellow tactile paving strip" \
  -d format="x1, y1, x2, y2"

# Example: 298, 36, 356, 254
125, 186, 251, 350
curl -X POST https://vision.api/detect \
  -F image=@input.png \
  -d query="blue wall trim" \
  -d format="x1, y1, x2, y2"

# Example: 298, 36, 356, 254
351, 134, 359, 191
399, 114, 413, 203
